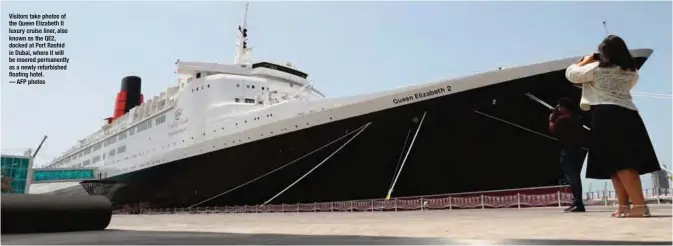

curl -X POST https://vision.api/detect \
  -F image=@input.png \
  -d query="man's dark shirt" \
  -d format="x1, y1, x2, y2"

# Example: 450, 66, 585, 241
549, 111, 583, 148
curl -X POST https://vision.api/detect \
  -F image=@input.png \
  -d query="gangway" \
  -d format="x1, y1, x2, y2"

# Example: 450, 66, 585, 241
31, 168, 98, 184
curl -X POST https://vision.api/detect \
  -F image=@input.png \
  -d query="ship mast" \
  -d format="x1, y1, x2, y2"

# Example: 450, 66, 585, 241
234, 2, 251, 65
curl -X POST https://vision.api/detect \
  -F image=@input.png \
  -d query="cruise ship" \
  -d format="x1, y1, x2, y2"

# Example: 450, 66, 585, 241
31, 3, 654, 208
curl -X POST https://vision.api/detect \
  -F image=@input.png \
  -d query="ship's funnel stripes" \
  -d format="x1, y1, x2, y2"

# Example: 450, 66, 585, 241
263, 122, 372, 205
474, 110, 588, 152
524, 92, 591, 131
386, 111, 427, 201
188, 122, 373, 208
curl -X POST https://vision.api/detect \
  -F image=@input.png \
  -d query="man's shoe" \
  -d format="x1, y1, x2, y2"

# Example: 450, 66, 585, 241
566, 206, 586, 213
563, 205, 576, 212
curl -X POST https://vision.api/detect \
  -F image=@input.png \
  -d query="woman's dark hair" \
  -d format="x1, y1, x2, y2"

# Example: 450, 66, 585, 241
597, 35, 637, 71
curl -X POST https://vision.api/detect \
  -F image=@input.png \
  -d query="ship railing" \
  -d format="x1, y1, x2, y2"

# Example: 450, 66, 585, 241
113, 186, 671, 215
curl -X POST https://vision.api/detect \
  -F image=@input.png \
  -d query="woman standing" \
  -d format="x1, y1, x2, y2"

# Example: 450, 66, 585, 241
565, 35, 661, 218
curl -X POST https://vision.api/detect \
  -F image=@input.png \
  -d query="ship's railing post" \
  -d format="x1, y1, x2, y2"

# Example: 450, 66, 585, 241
281, 203, 285, 212
244, 205, 247, 213
557, 190, 561, 207
349, 201, 353, 212
370, 200, 374, 212
313, 202, 317, 212
481, 194, 485, 209
517, 193, 521, 209
394, 199, 398, 212
448, 196, 452, 210
296, 203, 299, 213
330, 201, 334, 212
420, 198, 424, 211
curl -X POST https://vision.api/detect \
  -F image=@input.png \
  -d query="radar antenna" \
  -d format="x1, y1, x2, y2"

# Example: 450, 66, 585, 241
602, 21, 610, 36
234, 2, 251, 65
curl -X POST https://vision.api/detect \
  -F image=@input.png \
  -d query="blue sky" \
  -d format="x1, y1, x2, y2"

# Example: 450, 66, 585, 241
1, 1, 671, 191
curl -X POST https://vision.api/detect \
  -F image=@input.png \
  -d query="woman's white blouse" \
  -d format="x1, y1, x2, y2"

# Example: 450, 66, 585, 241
565, 61, 639, 111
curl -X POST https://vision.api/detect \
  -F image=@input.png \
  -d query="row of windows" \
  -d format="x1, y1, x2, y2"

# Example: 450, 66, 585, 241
52, 111, 334, 172
155, 115, 166, 125
137, 119, 154, 132
105, 135, 117, 145
93, 142, 102, 151
236, 84, 269, 91
234, 98, 257, 104
192, 84, 210, 92
54, 113, 167, 168
192, 83, 272, 92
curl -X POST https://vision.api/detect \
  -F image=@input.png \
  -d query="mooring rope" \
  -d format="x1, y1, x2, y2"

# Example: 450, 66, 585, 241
388, 128, 412, 194
386, 111, 427, 200
263, 122, 372, 205
188, 122, 372, 208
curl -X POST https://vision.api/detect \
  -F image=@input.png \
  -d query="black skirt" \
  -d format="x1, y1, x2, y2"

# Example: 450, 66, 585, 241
586, 104, 661, 179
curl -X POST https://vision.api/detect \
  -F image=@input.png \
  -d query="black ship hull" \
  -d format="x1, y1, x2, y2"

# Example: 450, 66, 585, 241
89, 58, 646, 209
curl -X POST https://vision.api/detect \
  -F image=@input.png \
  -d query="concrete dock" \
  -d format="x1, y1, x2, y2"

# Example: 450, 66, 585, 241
3, 205, 671, 244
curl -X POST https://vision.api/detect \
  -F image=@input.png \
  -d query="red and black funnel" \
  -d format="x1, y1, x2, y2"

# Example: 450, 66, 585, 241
110, 76, 144, 123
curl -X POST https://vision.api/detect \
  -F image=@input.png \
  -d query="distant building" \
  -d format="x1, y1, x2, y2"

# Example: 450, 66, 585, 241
1, 153, 34, 194
651, 164, 671, 195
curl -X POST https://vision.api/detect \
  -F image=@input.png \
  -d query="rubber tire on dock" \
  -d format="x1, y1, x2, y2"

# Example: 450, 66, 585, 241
1, 194, 112, 234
